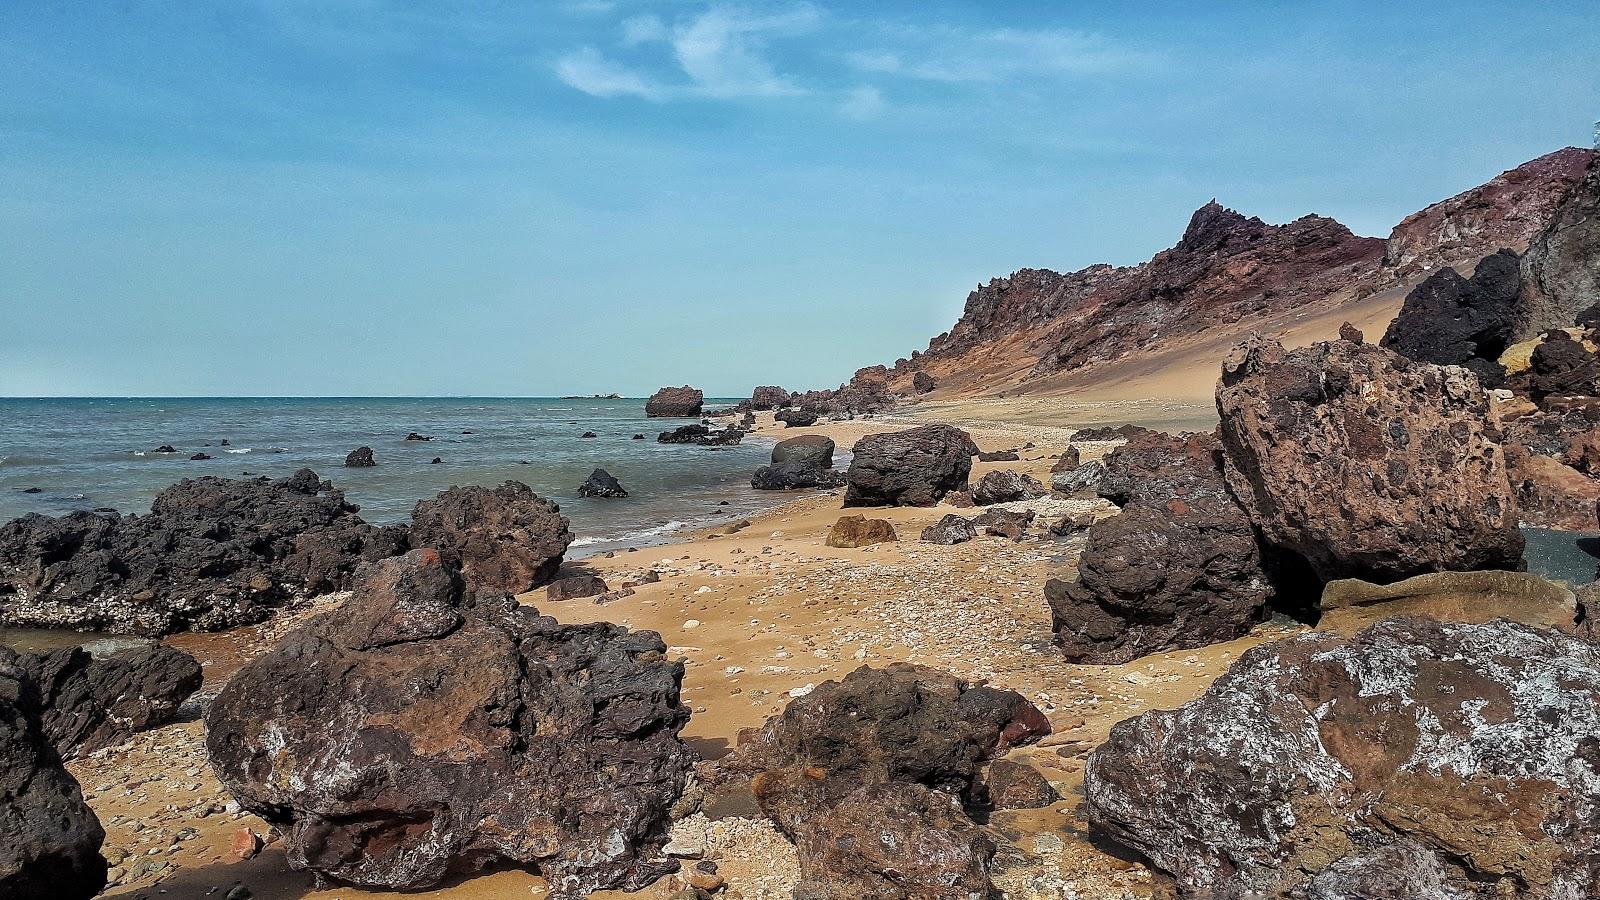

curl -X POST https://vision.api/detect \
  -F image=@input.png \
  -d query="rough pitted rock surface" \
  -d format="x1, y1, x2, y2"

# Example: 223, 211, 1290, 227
0, 651, 106, 900
749, 385, 790, 410
753, 435, 843, 491
911, 370, 936, 394
1525, 329, 1600, 402
205, 550, 692, 895
0, 469, 407, 635
1050, 459, 1107, 497
825, 516, 897, 549
920, 514, 977, 545
1516, 154, 1600, 341
6, 642, 200, 760
986, 758, 1060, 811
1503, 442, 1600, 531
1084, 617, 1600, 899
837, 365, 895, 414
644, 386, 703, 417
576, 468, 629, 498
656, 424, 744, 446
970, 507, 1034, 541
1380, 249, 1521, 386
343, 446, 375, 467
771, 435, 834, 469
1217, 336, 1524, 583
971, 469, 1047, 505
1048, 431, 1272, 664
843, 424, 978, 507
1050, 446, 1081, 473
410, 482, 572, 594
774, 408, 818, 427
545, 574, 608, 602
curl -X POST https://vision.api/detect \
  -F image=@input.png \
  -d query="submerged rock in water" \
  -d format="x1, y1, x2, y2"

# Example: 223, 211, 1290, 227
753, 436, 841, 491
0, 469, 408, 636
843, 424, 978, 507
656, 424, 744, 446
343, 446, 375, 467
410, 482, 572, 594
0, 652, 106, 900
645, 386, 704, 418
1217, 335, 1524, 583
205, 549, 692, 896
576, 468, 629, 499
5, 642, 201, 759
1084, 617, 1600, 899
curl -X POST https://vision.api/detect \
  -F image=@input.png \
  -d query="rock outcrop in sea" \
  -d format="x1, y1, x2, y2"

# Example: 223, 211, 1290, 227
1084, 617, 1600, 899
751, 435, 843, 491
205, 550, 692, 896
0, 469, 408, 635
410, 482, 572, 595
576, 467, 629, 498
645, 386, 704, 417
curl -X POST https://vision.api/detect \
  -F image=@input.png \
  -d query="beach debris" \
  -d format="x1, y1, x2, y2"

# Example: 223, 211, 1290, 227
205, 549, 692, 895
843, 424, 978, 507
411, 481, 572, 594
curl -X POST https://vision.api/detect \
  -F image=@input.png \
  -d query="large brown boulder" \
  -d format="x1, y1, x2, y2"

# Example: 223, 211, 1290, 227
1047, 431, 1273, 664
410, 482, 572, 594
825, 515, 896, 549
843, 424, 978, 507
0, 652, 106, 900
1216, 336, 1524, 583
749, 385, 790, 410
1380, 248, 1520, 386
205, 550, 692, 895
0, 469, 408, 635
7, 643, 200, 760
1515, 154, 1600, 341
644, 385, 703, 417
1084, 617, 1600, 899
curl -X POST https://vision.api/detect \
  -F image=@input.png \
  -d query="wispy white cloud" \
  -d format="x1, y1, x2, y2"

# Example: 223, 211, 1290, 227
839, 85, 884, 121
620, 13, 668, 46
555, 46, 667, 100
849, 25, 1151, 84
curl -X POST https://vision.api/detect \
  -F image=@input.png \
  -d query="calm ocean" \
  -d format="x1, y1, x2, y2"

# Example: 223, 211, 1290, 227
0, 397, 804, 557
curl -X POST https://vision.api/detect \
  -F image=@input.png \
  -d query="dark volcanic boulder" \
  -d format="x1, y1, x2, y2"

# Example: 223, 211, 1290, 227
1380, 249, 1520, 386
971, 469, 1046, 505
1084, 617, 1600, 899
1048, 431, 1272, 664
545, 574, 609, 602
0, 652, 106, 900
977, 450, 1019, 462
970, 506, 1034, 541
7, 642, 201, 760
656, 424, 744, 446
750, 462, 844, 491
920, 514, 977, 545
410, 482, 572, 594
1216, 336, 1524, 583
749, 385, 790, 410
775, 408, 818, 428
912, 370, 936, 394
645, 386, 703, 417
0, 469, 407, 635
576, 468, 629, 499
1525, 329, 1599, 402
771, 434, 834, 469
205, 550, 692, 895
986, 758, 1060, 811
343, 447, 375, 467
1050, 446, 1081, 473
843, 424, 978, 507
838, 365, 896, 414
1516, 156, 1600, 341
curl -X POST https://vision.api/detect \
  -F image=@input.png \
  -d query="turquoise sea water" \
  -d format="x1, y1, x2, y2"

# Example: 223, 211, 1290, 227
0, 397, 792, 558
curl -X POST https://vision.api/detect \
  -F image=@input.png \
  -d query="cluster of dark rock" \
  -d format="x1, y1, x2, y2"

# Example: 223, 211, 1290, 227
0, 469, 574, 635
842, 424, 978, 507
751, 435, 844, 490
645, 385, 705, 417
656, 423, 746, 446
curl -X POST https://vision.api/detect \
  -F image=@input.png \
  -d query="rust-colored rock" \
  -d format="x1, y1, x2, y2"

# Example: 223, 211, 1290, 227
1216, 336, 1524, 583
825, 515, 897, 549
410, 482, 572, 594
645, 386, 703, 417
986, 758, 1060, 810
1503, 442, 1600, 531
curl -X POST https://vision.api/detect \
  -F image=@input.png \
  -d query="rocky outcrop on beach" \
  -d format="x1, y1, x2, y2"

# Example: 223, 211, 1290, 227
0, 469, 407, 635
1523, 329, 1600, 402
1379, 248, 1521, 386
577, 467, 629, 498
837, 366, 896, 414
774, 408, 818, 427
843, 424, 977, 507
920, 514, 978, 545
410, 482, 572, 594
749, 385, 790, 410
971, 469, 1047, 505
1517, 155, 1600, 340
0, 651, 107, 900
752, 435, 842, 491
825, 515, 897, 548
657, 424, 745, 445
1503, 440, 1600, 530
1084, 617, 1600, 899
645, 386, 704, 417
205, 550, 692, 895
1047, 431, 1271, 664
1217, 336, 1524, 583
912, 370, 936, 394
970, 506, 1035, 541
5, 643, 200, 760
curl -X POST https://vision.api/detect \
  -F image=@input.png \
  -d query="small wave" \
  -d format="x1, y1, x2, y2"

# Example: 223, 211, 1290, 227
570, 520, 687, 547
225, 448, 252, 454
0, 455, 63, 467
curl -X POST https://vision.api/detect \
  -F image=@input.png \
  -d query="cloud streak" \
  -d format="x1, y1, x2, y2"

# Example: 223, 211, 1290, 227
848, 25, 1152, 84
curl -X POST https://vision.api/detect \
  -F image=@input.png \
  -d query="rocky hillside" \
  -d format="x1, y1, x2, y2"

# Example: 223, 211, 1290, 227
881, 147, 1598, 399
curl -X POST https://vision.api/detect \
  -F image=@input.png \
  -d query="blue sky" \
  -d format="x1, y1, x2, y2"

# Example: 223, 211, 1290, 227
2, 1, 1596, 397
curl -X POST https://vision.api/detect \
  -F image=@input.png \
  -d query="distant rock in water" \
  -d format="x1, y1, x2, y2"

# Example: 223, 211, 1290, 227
404, 432, 433, 442
656, 424, 744, 446
205, 549, 692, 894
344, 446, 375, 467
410, 482, 571, 594
1380, 248, 1520, 386
153, 444, 176, 454
645, 386, 704, 418
577, 468, 629, 499
1217, 335, 1524, 583
843, 424, 977, 507
0, 469, 409, 635
189, 452, 212, 461
5, 642, 201, 759
1084, 617, 1600, 899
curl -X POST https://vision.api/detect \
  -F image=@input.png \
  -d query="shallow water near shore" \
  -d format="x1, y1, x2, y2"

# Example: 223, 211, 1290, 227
0, 397, 789, 558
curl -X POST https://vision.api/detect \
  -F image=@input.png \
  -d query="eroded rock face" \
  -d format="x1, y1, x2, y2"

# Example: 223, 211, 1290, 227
410, 482, 572, 594
825, 516, 897, 549
1525, 330, 1599, 402
1380, 249, 1520, 386
775, 408, 818, 427
971, 470, 1047, 505
749, 386, 790, 410
843, 424, 978, 507
1516, 155, 1600, 341
1047, 431, 1272, 665
344, 446, 376, 467
1504, 442, 1600, 530
645, 386, 703, 417
920, 514, 977, 545
205, 550, 692, 896
837, 366, 895, 414
1084, 617, 1600, 899
7, 643, 200, 760
1050, 459, 1106, 497
0, 652, 106, 900
1217, 337, 1524, 583
0, 469, 407, 635
577, 468, 629, 499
